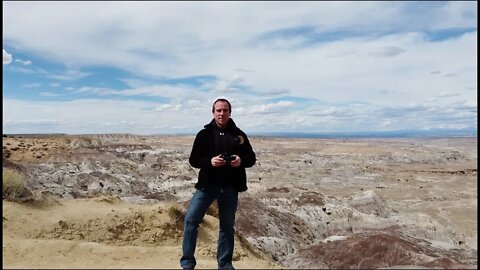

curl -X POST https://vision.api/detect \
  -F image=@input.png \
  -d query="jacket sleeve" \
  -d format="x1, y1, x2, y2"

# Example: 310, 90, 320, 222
189, 130, 213, 169
239, 132, 256, 168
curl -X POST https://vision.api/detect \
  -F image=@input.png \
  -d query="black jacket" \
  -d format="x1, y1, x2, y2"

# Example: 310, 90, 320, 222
189, 118, 256, 192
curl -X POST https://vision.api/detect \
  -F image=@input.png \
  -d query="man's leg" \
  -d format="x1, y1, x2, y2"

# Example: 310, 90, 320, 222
180, 188, 217, 269
216, 187, 239, 269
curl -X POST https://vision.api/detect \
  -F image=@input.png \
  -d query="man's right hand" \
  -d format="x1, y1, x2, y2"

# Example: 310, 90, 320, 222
211, 154, 227, 167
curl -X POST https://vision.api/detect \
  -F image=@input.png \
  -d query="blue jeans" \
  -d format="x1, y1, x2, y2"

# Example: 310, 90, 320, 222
180, 186, 238, 269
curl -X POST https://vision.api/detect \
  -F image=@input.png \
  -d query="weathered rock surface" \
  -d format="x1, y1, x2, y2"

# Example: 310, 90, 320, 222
3, 134, 477, 268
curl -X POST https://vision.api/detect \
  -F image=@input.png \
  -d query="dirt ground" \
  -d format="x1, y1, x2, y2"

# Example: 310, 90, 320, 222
2, 197, 278, 269
2, 134, 477, 268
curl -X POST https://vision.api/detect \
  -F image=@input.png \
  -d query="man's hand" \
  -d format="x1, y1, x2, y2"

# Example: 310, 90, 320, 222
211, 154, 226, 167
230, 155, 241, 167
211, 154, 241, 167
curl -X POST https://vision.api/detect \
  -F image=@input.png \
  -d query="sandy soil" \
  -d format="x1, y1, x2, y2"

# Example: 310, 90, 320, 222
2, 134, 477, 269
3, 196, 278, 269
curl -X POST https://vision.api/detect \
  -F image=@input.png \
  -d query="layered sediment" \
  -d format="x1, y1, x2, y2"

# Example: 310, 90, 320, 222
2, 134, 477, 268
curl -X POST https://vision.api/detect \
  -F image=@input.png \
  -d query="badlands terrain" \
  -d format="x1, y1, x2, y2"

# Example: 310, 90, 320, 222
2, 134, 477, 269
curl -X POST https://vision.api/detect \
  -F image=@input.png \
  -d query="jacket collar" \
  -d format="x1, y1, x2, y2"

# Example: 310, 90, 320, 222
205, 118, 237, 131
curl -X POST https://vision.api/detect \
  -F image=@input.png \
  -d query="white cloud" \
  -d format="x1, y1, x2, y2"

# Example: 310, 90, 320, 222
368, 46, 407, 57
435, 1, 478, 29
155, 104, 183, 111
3, 2, 475, 79
8, 65, 91, 81
248, 101, 295, 114
22, 83, 42, 88
15, 59, 32, 65
3, 96, 476, 134
47, 69, 91, 81
3, 49, 12, 64
70, 86, 119, 96
2, 2, 477, 134
437, 92, 461, 98
2, 98, 210, 134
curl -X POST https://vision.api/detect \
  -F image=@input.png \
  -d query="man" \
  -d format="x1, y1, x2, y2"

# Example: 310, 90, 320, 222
180, 98, 256, 270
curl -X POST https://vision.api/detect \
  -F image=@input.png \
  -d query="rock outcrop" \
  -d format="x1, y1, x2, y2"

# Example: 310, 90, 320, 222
3, 135, 477, 268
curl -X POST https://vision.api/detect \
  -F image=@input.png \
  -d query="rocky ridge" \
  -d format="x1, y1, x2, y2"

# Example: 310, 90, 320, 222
2, 134, 477, 268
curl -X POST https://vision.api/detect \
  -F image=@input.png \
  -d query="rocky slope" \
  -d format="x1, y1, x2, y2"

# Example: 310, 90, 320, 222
3, 134, 477, 268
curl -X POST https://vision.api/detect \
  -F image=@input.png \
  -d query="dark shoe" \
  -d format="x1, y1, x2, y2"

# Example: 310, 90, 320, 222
218, 264, 235, 270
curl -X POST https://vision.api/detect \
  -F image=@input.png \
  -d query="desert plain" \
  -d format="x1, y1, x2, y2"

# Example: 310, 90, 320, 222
2, 134, 477, 269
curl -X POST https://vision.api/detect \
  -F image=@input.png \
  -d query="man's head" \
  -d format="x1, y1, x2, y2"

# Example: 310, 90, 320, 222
212, 98, 231, 129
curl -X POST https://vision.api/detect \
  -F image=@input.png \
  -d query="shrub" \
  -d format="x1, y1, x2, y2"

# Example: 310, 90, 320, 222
167, 204, 185, 229
168, 204, 183, 219
3, 168, 26, 200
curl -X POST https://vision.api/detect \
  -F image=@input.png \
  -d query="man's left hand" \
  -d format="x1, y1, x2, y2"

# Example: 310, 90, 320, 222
230, 155, 241, 167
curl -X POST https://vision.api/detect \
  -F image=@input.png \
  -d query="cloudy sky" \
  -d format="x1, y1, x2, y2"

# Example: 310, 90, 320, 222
3, 1, 477, 135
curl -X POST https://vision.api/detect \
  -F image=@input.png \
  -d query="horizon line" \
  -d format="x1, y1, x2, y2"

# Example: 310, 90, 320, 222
3, 129, 477, 139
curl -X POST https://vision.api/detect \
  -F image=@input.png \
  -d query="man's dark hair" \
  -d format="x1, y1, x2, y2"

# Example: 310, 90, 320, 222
212, 98, 232, 113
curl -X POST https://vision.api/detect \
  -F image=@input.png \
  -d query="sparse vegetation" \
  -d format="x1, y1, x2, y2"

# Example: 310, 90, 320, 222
167, 204, 183, 218
3, 168, 26, 200
167, 204, 185, 229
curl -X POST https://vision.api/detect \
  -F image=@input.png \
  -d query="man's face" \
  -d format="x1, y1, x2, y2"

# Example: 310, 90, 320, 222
213, 101, 231, 128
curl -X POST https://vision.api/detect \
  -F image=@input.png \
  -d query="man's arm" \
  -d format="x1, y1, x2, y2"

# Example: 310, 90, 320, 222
189, 130, 213, 169
238, 133, 256, 168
